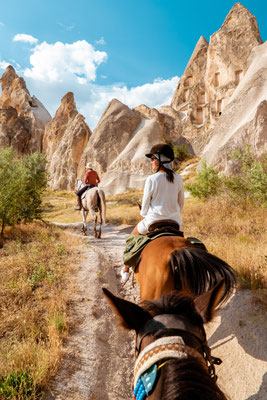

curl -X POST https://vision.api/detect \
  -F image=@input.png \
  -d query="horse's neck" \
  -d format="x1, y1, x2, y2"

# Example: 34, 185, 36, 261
77, 179, 85, 190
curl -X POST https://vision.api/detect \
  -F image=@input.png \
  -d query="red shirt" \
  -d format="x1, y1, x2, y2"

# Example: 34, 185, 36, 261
84, 170, 100, 185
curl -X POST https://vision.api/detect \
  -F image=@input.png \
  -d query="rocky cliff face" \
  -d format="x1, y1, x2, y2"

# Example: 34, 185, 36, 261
201, 42, 267, 174
43, 92, 91, 190
171, 3, 263, 152
0, 65, 51, 153
78, 99, 167, 194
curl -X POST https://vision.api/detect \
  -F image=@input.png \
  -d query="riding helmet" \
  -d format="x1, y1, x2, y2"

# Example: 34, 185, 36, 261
145, 143, 174, 162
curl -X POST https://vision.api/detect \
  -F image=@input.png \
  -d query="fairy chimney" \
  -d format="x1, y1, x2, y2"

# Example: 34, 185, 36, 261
43, 92, 91, 190
0, 65, 51, 153
171, 3, 263, 153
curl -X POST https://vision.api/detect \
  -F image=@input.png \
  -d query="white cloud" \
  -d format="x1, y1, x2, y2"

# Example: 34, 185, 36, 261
57, 22, 75, 31
26, 75, 179, 130
0, 22, 4, 27
77, 76, 179, 128
95, 37, 106, 45
24, 40, 108, 83
13, 34, 38, 44
0, 60, 10, 70
10, 36, 178, 130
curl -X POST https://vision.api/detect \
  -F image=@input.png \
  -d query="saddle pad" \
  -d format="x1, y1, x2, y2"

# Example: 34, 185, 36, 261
123, 232, 183, 268
123, 234, 206, 268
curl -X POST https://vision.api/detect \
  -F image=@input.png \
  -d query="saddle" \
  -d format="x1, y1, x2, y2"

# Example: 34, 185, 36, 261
123, 220, 206, 268
147, 219, 183, 239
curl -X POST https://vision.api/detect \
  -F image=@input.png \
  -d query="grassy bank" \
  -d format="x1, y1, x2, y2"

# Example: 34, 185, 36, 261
0, 222, 81, 399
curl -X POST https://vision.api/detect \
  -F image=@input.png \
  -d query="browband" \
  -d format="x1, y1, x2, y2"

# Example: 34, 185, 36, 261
136, 314, 205, 354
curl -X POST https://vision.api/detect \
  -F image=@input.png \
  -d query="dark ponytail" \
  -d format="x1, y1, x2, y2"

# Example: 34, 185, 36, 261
163, 166, 174, 183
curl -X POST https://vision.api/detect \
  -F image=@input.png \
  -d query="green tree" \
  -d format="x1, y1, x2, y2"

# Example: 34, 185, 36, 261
0, 148, 48, 237
223, 147, 267, 205
185, 161, 221, 199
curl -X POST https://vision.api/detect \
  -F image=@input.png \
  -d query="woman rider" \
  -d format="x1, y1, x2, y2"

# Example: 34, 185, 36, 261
121, 143, 184, 280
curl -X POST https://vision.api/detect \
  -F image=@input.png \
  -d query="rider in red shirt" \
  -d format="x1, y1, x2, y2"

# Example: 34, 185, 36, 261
74, 163, 100, 210
84, 168, 100, 185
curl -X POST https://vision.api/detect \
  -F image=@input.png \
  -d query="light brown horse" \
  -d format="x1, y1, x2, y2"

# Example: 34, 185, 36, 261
75, 179, 106, 238
134, 235, 236, 301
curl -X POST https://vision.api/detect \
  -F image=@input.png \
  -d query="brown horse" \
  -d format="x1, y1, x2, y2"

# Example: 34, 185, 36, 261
103, 280, 229, 400
134, 236, 236, 301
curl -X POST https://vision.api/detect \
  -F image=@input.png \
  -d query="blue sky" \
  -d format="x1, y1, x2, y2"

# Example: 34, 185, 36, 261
0, 0, 266, 128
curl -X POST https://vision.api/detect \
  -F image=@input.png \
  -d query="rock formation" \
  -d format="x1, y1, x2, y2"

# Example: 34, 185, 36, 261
171, 3, 263, 153
43, 92, 91, 190
201, 42, 267, 174
0, 107, 31, 155
78, 99, 168, 194
0, 65, 51, 153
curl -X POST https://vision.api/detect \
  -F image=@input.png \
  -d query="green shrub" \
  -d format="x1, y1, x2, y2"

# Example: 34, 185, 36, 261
173, 145, 190, 162
0, 370, 36, 399
0, 148, 48, 237
186, 147, 267, 205
223, 148, 267, 205
185, 161, 221, 199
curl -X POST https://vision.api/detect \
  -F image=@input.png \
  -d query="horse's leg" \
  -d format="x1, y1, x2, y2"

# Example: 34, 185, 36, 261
82, 210, 88, 235
97, 209, 103, 239
94, 215, 98, 238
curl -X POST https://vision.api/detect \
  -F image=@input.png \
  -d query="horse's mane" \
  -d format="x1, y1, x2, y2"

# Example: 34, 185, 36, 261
161, 359, 229, 400
169, 247, 236, 305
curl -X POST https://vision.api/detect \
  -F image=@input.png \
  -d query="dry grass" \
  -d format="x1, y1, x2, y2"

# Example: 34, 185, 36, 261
106, 189, 142, 225
183, 197, 267, 305
42, 188, 143, 226
0, 222, 81, 398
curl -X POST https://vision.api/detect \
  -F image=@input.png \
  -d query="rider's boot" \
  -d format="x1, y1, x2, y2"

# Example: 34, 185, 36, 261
74, 196, 82, 210
121, 266, 130, 282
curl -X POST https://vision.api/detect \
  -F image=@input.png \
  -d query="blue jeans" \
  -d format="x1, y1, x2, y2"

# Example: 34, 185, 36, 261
77, 184, 96, 197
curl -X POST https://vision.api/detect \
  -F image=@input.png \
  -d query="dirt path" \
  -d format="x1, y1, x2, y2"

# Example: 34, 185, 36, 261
44, 223, 267, 400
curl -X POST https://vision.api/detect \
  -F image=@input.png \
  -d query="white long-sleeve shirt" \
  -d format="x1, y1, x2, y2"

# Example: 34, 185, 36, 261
140, 171, 184, 230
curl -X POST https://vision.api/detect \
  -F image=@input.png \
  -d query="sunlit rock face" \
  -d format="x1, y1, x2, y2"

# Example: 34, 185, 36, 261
43, 92, 91, 190
171, 3, 263, 153
0, 107, 31, 154
78, 99, 167, 195
0, 65, 51, 153
201, 42, 267, 174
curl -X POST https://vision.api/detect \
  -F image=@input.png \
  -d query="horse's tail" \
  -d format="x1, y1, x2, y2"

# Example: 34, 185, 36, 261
98, 190, 106, 223
169, 247, 236, 305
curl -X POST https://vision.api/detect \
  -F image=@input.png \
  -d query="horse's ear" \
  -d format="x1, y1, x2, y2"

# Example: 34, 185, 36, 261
102, 288, 151, 331
194, 279, 226, 323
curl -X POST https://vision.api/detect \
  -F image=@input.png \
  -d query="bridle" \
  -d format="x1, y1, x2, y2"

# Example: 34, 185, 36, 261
134, 313, 222, 391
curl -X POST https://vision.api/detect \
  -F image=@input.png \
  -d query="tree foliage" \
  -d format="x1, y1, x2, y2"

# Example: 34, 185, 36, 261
0, 148, 48, 236
186, 147, 267, 206
173, 144, 190, 162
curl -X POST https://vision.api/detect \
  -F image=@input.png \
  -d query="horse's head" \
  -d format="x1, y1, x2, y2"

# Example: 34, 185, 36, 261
75, 178, 84, 192
103, 280, 228, 399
